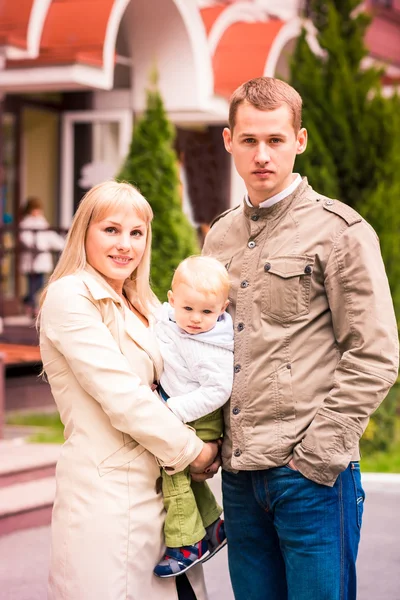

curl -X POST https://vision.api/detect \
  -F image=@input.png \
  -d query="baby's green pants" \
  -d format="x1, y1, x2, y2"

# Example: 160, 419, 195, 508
162, 408, 223, 547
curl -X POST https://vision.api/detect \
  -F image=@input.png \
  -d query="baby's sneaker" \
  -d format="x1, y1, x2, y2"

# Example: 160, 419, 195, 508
202, 518, 227, 563
154, 538, 209, 578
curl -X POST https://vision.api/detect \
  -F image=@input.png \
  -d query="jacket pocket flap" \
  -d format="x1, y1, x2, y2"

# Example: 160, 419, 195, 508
264, 255, 315, 279
97, 440, 145, 476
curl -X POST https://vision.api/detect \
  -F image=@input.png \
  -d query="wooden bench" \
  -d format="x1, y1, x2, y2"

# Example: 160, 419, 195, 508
0, 344, 42, 439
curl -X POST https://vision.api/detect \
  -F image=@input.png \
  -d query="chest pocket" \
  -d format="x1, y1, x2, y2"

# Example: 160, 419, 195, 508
261, 255, 314, 323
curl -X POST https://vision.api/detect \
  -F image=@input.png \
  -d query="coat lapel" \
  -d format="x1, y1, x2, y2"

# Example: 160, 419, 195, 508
79, 267, 163, 381
122, 308, 163, 381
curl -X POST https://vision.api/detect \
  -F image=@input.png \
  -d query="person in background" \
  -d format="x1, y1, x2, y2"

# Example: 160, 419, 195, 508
19, 197, 65, 318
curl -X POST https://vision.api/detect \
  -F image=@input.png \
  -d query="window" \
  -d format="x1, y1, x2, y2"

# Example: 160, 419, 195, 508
372, 0, 393, 8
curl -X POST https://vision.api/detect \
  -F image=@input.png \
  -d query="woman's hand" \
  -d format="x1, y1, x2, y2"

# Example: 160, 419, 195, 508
189, 441, 221, 482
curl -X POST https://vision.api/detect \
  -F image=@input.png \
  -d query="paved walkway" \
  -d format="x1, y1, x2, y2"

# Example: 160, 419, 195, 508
0, 472, 399, 600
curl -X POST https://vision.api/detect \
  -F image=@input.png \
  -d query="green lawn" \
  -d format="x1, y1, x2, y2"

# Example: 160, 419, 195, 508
5, 411, 400, 473
6, 411, 65, 444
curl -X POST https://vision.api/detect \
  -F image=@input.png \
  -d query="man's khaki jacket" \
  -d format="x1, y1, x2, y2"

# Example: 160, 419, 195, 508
203, 178, 399, 486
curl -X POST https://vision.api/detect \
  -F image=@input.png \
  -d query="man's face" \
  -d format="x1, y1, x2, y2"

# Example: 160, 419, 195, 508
223, 102, 307, 206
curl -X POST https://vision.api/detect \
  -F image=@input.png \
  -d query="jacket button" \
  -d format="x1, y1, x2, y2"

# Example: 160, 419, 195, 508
237, 322, 244, 332
251, 214, 259, 221
324, 199, 334, 206
286, 363, 292, 370
234, 364, 241, 373
264, 263, 271, 272
240, 280, 249, 288
232, 407, 240, 415
304, 265, 312, 274
248, 240, 256, 249
234, 449, 241, 457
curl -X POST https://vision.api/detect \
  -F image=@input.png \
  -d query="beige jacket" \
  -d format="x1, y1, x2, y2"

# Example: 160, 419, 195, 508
204, 178, 399, 487
40, 266, 206, 600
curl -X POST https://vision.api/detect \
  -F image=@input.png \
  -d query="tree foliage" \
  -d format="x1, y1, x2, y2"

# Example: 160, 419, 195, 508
290, 0, 400, 452
118, 87, 199, 301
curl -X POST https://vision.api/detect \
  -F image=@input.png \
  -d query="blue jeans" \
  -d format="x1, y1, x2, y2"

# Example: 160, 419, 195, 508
23, 273, 44, 309
222, 462, 365, 600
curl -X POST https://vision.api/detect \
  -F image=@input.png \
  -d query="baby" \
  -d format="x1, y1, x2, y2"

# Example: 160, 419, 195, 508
154, 256, 234, 578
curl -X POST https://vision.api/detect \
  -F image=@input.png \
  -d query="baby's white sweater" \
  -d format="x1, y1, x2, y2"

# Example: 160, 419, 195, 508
155, 303, 234, 423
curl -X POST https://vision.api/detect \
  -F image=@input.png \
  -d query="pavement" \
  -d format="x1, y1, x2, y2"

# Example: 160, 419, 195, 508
0, 463, 399, 600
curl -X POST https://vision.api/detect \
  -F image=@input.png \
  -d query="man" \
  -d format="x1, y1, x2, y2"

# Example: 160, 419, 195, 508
203, 77, 399, 600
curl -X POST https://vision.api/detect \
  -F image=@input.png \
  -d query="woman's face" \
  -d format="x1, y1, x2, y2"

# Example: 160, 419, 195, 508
85, 206, 147, 294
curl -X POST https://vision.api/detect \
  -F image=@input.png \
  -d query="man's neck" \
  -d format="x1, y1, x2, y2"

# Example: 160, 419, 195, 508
247, 174, 301, 209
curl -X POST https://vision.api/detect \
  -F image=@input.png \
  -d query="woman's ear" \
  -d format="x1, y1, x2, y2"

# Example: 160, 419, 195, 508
167, 290, 174, 306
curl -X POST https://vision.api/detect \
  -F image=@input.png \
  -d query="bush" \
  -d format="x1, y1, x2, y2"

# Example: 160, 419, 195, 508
360, 385, 399, 456
118, 86, 199, 301
290, 0, 400, 452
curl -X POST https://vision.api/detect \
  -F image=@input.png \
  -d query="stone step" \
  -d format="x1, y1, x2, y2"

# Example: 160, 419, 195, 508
0, 440, 60, 487
0, 476, 55, 537
0, 441, 60, 536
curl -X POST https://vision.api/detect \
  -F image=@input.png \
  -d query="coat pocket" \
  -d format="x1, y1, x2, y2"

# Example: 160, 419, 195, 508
97, 440, 146, 477
261, 255, 314, 323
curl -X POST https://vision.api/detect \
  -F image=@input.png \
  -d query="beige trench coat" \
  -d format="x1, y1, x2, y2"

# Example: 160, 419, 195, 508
40, 266, 207, 600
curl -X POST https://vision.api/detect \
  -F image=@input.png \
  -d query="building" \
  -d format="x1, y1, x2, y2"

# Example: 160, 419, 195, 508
0, 0, 399, 315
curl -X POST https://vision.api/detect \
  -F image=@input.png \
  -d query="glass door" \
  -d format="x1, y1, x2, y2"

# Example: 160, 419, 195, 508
60, 110, 132, 228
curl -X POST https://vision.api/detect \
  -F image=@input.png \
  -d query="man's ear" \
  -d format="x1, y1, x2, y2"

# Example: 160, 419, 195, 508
296, 127, 308, 155
167, 290, 174, 306
223, 127, 233, 154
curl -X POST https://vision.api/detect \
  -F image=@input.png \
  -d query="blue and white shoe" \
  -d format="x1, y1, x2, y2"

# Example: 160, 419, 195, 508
154, 538, 209, 578
202, 518, 227, 563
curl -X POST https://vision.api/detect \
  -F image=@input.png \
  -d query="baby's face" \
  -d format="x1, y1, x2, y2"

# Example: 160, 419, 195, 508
168, 283, 228, 335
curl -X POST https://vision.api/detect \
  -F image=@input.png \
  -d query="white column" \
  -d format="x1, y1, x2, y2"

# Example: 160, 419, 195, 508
230, 157, 247, 207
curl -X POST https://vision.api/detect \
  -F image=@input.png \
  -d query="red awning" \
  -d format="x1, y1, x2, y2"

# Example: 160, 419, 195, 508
212, 19, 285, 99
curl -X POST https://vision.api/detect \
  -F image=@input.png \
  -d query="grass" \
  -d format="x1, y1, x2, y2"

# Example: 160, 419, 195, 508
5, 411, 400, 473
6, 411, 65, 444
360, 417, 400, 473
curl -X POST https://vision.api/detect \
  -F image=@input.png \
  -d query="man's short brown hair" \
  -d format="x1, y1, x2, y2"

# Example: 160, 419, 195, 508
228, 77, 303, 132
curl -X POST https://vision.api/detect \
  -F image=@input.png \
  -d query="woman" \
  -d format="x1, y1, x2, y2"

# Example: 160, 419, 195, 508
39, 181, 218, 600
20, 197, 65, 317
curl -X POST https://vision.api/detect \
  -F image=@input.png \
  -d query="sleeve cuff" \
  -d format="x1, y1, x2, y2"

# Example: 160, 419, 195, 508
157, 427, 204, 475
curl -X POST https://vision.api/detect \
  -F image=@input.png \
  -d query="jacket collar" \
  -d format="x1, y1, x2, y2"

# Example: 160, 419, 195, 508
243, 177, 310, 221
79, 265, 123, 304
79, 265, 162, 377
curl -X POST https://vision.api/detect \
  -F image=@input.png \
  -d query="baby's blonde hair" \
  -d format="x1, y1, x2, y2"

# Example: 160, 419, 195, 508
172, 256, 230, 300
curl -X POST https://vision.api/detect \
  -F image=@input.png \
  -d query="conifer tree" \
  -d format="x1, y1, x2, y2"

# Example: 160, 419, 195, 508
118, 83, 199, 301
290, 0, 400, 452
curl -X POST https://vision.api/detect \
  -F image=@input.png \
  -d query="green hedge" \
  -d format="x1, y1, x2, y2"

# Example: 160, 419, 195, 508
290, 0, 400, 452
118, 87, 199, 301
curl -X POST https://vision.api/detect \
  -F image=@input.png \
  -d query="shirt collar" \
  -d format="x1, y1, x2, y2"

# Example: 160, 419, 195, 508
245, 173, 302, 209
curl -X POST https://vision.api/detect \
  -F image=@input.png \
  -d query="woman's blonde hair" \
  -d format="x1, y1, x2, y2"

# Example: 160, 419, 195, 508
39, 180, 158, 316
172, 256, 230, 300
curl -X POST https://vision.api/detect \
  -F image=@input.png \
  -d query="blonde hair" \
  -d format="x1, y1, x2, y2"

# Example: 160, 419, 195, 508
229, 77, 303, 132
39, 180, 158, 316
172, 256, 230, 300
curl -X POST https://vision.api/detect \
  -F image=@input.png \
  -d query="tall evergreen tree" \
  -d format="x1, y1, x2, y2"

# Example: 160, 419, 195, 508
118, 85, 199, 301
290, 0, 400, 452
